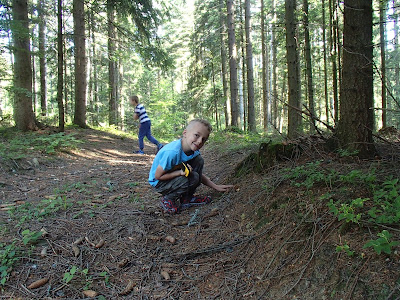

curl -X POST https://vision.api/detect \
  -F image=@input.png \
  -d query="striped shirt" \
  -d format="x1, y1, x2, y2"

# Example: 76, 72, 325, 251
135, 104, 151, 123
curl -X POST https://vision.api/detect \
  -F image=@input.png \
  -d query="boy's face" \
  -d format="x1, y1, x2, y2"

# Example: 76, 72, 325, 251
182, 122, 210, 153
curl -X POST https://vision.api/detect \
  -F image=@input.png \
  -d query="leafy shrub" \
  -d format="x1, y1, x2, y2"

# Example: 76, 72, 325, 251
363, 230, 400, 255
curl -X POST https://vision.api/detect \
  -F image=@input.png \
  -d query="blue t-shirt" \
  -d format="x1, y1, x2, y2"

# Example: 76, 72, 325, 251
148, 139, 200, 187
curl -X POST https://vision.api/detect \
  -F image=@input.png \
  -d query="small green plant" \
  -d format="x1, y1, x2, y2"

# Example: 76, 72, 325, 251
336, 244, 354, 256
125, 182, 139, 188
128, 194, 141, 203
337, 148, 359, 157
0, 131, 83, 160
368, 178, 400, 224
339, 169, 376, 185
21, 229, 43, 246
63, 265, 78, 284
0, 242, 18, 286
283, 161, 338, 189
328, 198, 367, 223
8, 196, 73, 226
363, 230, 400, 255
99, 271, 110, 286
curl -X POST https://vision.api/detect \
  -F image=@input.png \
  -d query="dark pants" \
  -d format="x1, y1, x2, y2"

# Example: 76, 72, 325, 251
154, 155, 204, 202
138, 121, 159, 150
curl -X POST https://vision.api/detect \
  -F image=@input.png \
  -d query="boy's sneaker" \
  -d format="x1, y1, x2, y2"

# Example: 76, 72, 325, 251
160, 197, 179, 214
135, 150, 145, 154
181, 195, 212, 209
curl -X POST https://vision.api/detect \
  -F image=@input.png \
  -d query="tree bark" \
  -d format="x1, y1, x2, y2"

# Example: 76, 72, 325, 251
271, 0, 278, 129
239, 0, 246, 131
11, 0, 37, 131
226, 0, 239, 127
303, 0, 315, 131
57, 0, 64, 132
394, 0, 399, 116
73, 0, 87, 128
38, 0, 46, 117
261, 0, 269, 131
380, 0, 387, 128
245, 0, 256, 132
219, 0, 230, 127
322, 0, 329, 125
107, 0, 117, 126
335, 0, 375, 158
285, 0, 302, 139
328, 0, 338, 124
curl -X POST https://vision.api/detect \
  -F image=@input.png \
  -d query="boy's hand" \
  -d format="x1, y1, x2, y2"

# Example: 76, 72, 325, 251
181, 162, 191, 177
214, 184, 234, 192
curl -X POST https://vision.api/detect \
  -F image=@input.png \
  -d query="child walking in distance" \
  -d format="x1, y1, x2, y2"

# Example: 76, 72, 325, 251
130, 95, 163, 154
148, 119, 233, 214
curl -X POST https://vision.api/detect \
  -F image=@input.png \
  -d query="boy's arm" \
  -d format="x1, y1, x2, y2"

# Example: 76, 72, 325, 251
134, 113, 139, 120
201, 174, 233, 192
155, 165, 185, 181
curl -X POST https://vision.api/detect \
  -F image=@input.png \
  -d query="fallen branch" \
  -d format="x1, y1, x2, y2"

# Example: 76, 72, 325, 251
178, 222, 280, 260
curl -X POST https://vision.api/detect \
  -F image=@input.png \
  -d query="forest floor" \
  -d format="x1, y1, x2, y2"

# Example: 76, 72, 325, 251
1, 127, 400, 299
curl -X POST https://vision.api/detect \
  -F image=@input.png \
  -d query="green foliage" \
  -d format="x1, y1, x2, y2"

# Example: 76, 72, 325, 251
8, 196, 73, 226
328, 198, 367, 223
324, 174, 400, 227
0, 130, 83, 160
368, 178, 400, 224
339, 169, 376, 185
363, 230, 400, 255
91, 125, 135, 140
63, 266, 78, 284
99, 271, 110, 286
336, 148, 359, 157
283, 161, 338, 189
21, 229, 43, 246
0, 242, 18, 286
210, 130, 265, 152
0, 230, 43, 286
335, 244, 354, 256
63, 266, 109, 287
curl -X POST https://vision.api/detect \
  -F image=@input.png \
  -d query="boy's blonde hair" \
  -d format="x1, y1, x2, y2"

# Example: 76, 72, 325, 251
187, 119, 213, 133
130, 95, 139, 104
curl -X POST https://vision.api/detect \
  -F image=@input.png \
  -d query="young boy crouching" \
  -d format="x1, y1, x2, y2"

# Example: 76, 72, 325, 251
148, 119, 233, 213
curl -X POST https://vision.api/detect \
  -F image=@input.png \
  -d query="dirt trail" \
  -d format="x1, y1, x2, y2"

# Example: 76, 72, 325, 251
1, 128, 400, 299
0, 128, 251, 299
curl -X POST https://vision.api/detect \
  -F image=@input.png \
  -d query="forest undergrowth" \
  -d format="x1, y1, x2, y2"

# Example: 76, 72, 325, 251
0, 126, 400, 299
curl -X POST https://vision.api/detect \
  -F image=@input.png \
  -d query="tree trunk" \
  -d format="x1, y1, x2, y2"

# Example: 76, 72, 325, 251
219, 0, 229, 128
226, 0, 239, 127
285, 0, 302, 139
261, 0, 269, 131
11, 0, 37, 131
335, 0, 375, 158
322, 0, 329, 125
89, 9, 99, 126
380, 0, 387, 129
107, 1, 117, 126
211, 63, 220, 130
73, 0, 87, 128
239, 0, 246, 131
57, 0, 64, 132
394, 0, 399, 121
329, 0, 338, 124
245, 0, 256, 132
303, 0, 315, 132
271, 0, 278, 129
38, 0, 46, 117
